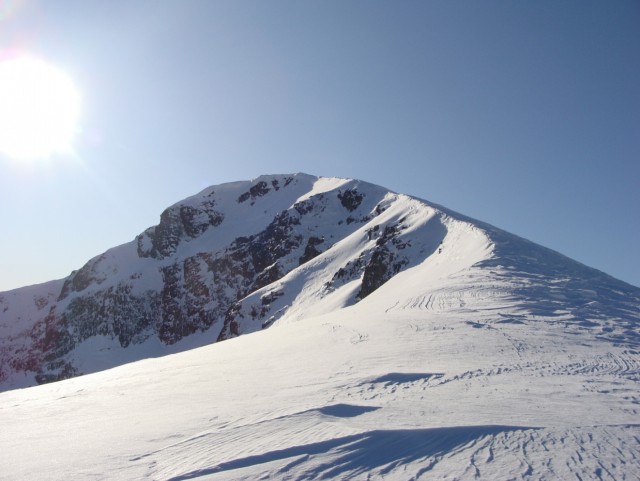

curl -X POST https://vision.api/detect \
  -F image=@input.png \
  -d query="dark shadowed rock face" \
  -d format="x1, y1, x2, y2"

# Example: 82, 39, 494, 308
358, 223, 411, 300
338, 189, 364, 212
136, 200, 225, 260
299, 236, 325, 265
238, 181, 271, 204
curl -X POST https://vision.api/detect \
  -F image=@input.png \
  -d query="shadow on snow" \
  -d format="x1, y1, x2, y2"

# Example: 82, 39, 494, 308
166, 424, 536, 481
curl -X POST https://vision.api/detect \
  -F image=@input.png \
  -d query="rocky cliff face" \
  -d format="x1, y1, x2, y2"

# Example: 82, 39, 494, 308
0, 174, 447, 390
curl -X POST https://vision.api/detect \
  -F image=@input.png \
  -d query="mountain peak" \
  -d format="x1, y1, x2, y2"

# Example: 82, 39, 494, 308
0, 174, 638, 392
2, 174, 640, 480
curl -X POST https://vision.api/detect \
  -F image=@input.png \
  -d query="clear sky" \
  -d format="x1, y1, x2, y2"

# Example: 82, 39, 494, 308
0, 0, 638, 291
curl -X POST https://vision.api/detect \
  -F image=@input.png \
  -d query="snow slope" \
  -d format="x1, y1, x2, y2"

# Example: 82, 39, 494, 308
0, 174, 639, 479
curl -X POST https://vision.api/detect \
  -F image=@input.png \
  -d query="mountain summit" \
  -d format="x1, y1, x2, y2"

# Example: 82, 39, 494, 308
1, 174, 639, 479
0, 173, 638, 391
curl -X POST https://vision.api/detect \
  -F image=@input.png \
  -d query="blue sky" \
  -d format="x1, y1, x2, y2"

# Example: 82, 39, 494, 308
0, 0, 638, 290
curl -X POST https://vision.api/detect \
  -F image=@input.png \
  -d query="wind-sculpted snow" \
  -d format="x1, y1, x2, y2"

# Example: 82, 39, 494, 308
476, 228, 640, 346
0, 173, 639, 479
151, 426, 639, 481
154, 425, 537, 481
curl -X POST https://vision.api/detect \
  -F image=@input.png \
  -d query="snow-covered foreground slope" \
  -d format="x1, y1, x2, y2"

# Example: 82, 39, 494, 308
1, 285, 638, 480
1, 178, 639, 479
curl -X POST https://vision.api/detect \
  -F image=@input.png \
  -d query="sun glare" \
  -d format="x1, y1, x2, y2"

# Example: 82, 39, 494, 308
0, 54, 81, 161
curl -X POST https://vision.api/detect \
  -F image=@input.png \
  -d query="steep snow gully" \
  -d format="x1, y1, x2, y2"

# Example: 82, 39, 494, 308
1, 173, 639, 480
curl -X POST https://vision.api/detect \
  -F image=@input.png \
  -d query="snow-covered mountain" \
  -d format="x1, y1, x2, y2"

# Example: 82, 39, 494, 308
1, 173, 639, 480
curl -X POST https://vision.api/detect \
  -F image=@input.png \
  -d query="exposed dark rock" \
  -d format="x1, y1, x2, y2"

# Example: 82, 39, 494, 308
366, 225, 380, 240
237, 181, 271, 204
323, 222, 411, 302
338, 189, 364, 212
34, 296, 49, 310
218, 303, 243, 341
215, 210, 308, 340
59, 255, 108, 300
253, 263, 282, 292
357, 249, 409, 300
299, 236, 325, 265
35, 362, 78, 385
136, 201, 225, 259
345, 215, 372, 225
146, 208, 183, 258
261, 289, 284, 306
356, 223, 410, 301
324, 256, 365, 293
294, 199, 315, 216
180, 204, 224, 237
157, 258, 222, 345
158, 264, 186, 344
250, 181, 270, 198
244, 210, 303, 273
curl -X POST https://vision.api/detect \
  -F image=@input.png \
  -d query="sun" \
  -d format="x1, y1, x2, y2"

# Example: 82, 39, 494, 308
0, 54, 81, 161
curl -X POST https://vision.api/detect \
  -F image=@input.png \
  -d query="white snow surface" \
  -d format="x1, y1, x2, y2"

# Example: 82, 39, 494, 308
1, 173, 639, 480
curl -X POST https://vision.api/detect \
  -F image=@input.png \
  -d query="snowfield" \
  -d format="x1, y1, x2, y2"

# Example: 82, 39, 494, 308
1, 174, 639, 480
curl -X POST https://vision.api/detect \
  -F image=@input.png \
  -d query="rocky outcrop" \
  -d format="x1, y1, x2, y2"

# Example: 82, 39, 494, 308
338, 189, 364, 212
358, 222, 411, 300
137, 199, 225, 259
299, 236, 325, 265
